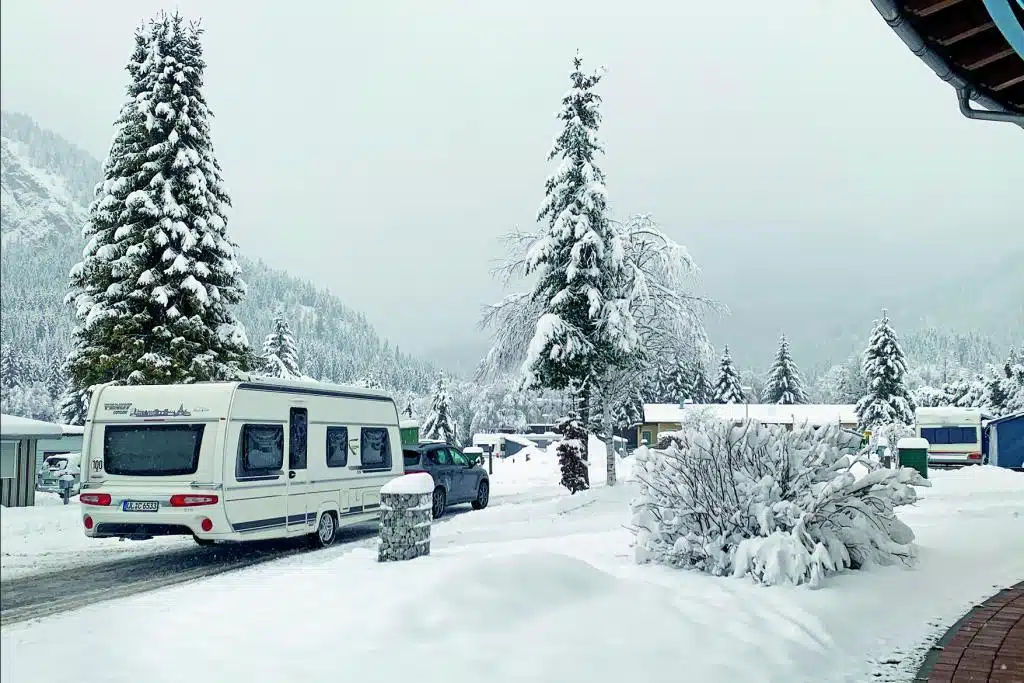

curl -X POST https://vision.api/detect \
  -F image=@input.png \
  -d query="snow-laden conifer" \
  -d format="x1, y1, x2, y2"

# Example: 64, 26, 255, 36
855, 311, 915, 429
65, 12, 250, 401
712, 346, 745, 404
521, 52, 635, 436
762, 335, 808, 405
556, 413, 590, 494
261, 314, 300, 379
422, 373, 457, 444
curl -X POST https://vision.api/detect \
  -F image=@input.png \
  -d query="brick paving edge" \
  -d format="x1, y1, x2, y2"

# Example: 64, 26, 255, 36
913, 582, 1024, 683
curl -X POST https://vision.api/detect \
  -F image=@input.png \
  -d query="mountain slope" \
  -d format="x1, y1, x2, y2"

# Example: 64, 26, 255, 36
0, 111, 434, 393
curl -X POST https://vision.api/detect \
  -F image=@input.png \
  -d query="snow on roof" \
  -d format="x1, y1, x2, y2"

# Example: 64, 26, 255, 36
1, 414, 64, 439
240, 376, 393, 400
381, 472, 434, 495
642, 403, 859, 426
896, 437, 930, 450
60, 424, 85, 436
463, 446, 484, 454
399, 420, 419, 429
915, 406, 993, 423
503, 434, 538, 447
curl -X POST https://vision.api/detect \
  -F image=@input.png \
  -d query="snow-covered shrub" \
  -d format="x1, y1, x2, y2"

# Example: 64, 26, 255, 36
630, 418, 928, 588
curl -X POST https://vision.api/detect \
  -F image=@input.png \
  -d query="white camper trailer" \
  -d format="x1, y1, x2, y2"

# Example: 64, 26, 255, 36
77, 378, 404, 547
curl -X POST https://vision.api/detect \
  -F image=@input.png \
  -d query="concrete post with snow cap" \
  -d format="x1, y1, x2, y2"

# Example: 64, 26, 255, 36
378, 473, 434, 562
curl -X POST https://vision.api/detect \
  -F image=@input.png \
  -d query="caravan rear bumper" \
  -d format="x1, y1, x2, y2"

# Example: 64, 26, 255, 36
81, 492, 233, 540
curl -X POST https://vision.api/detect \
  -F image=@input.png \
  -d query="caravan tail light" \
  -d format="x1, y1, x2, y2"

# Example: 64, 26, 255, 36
83, 515, 94, 529
80, 493, 111, 506
169, 494, 219, 507
968, 452, 982, 461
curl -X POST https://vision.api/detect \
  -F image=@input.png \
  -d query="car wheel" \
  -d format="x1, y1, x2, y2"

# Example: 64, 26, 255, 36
193, 535, 215, 547
432, 486, 447, 519
471, 480, 489, 510
313, 511, 337, 548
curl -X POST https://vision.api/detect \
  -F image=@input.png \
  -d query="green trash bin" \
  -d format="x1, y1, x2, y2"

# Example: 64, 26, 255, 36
896, 437, 929, 479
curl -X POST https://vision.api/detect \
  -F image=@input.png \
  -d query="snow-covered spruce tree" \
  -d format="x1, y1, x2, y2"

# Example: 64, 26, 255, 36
686, 361, 712, 403
65, 13, 250, 401
631, 419, 927, 587
855, 311, 915, 429
260, 314, 300, 379
519, 52, 636, 488
402, 402, 415, 419
556, 413, 590, 494
712, 346, 745, 404
422, 373, 458, 444
1001, 347, 1024, 413
762, 334, 808, 405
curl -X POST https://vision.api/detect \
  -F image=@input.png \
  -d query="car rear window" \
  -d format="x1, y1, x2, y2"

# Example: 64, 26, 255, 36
403, 450, 421, 468
103, 424, 205, 476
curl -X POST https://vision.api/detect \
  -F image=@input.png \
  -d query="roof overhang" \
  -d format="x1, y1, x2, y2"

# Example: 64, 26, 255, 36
871, 0, 1024, 127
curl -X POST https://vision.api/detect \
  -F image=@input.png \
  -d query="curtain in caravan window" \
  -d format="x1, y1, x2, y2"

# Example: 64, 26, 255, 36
360, 428, 391, 469
243, 425, 284, 471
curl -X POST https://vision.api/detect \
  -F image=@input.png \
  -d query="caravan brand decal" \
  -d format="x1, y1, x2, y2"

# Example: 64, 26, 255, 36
104, 402, 133, 415
129, 404, 192, 418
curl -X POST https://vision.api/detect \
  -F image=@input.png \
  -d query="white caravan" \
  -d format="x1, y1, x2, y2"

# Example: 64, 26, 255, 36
78, 378, 404, 547
915, 406, 992, 467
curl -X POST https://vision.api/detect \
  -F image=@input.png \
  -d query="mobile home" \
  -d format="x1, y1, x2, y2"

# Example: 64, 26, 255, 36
915, 406, 993, 467
78, 378, 405, 547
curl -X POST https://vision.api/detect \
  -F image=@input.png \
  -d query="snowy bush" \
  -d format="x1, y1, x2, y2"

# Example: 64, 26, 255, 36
556, 414, 590, 494
630, 419, 928, 588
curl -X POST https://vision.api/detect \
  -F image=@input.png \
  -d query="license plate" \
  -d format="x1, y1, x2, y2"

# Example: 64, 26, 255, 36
122, 500, 159, 512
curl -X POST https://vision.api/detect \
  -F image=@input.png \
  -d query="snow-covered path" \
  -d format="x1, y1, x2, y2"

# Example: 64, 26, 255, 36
2, 466, 1021, 683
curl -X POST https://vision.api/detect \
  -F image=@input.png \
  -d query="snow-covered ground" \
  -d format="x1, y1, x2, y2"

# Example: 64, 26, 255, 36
1, 494, 192, 580
486, 434, 630, 496
2, 465, 1022, 683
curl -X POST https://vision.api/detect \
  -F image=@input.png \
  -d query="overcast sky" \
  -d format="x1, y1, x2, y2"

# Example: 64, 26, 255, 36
2, 0, 1021, 370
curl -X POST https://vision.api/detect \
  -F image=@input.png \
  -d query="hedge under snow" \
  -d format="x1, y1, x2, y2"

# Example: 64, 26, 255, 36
630, 419, 929, 588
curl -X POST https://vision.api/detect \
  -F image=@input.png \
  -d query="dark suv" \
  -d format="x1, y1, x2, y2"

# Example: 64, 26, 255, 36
403, 442, 490, 518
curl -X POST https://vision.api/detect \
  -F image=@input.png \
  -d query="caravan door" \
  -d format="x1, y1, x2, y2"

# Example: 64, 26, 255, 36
286, 407, 310, 532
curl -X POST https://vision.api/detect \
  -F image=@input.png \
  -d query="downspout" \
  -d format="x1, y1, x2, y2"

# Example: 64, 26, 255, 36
958, 86, 1024, 124
870, 0, 1024, 129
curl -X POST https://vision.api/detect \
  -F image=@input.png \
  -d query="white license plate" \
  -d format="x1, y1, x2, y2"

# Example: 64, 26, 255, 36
122, 500, 159, 512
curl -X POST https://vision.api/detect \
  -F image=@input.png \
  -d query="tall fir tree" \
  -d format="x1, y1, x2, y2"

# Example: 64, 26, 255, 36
762, 334, 808, 405
422, 373, 457, 444
65, 13, 250, 405
521, 52, 635, 469
261, 314, 300, 378
712, 346, 745, 404
686, 362, 712, 403
855, 311, 916, 428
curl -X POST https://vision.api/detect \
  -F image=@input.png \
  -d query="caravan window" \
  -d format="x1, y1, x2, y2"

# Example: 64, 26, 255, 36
289, 408, 308, 470
238, 424, 284, 476
360, 427, 392, 470
104, 425, 204, 476
326, 427, 349, 468
921, 426, 978, 445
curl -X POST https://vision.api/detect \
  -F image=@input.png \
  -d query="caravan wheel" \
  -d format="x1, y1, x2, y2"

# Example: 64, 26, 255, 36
313, 512, 337, 548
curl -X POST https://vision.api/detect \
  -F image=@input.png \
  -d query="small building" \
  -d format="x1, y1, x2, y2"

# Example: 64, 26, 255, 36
637, 403, 859, 447
399, 419, 420, 447
986, 413, 1024, 471
35, 423, 84, 471
1, 413, 63, 507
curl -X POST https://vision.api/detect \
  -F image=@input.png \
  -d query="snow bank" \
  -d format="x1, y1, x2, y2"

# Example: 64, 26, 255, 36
2, 471, 1022, 683
487, 434, 632, 496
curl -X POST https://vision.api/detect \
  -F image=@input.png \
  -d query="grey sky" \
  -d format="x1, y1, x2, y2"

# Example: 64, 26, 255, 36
2, 0, 1022, 370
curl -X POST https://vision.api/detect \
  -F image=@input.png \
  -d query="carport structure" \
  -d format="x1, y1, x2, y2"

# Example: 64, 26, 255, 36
871, 0, 1024, 126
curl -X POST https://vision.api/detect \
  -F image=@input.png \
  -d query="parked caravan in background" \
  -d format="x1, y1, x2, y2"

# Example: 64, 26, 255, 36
77, 378, 404, 547
915, 407, 993, 467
